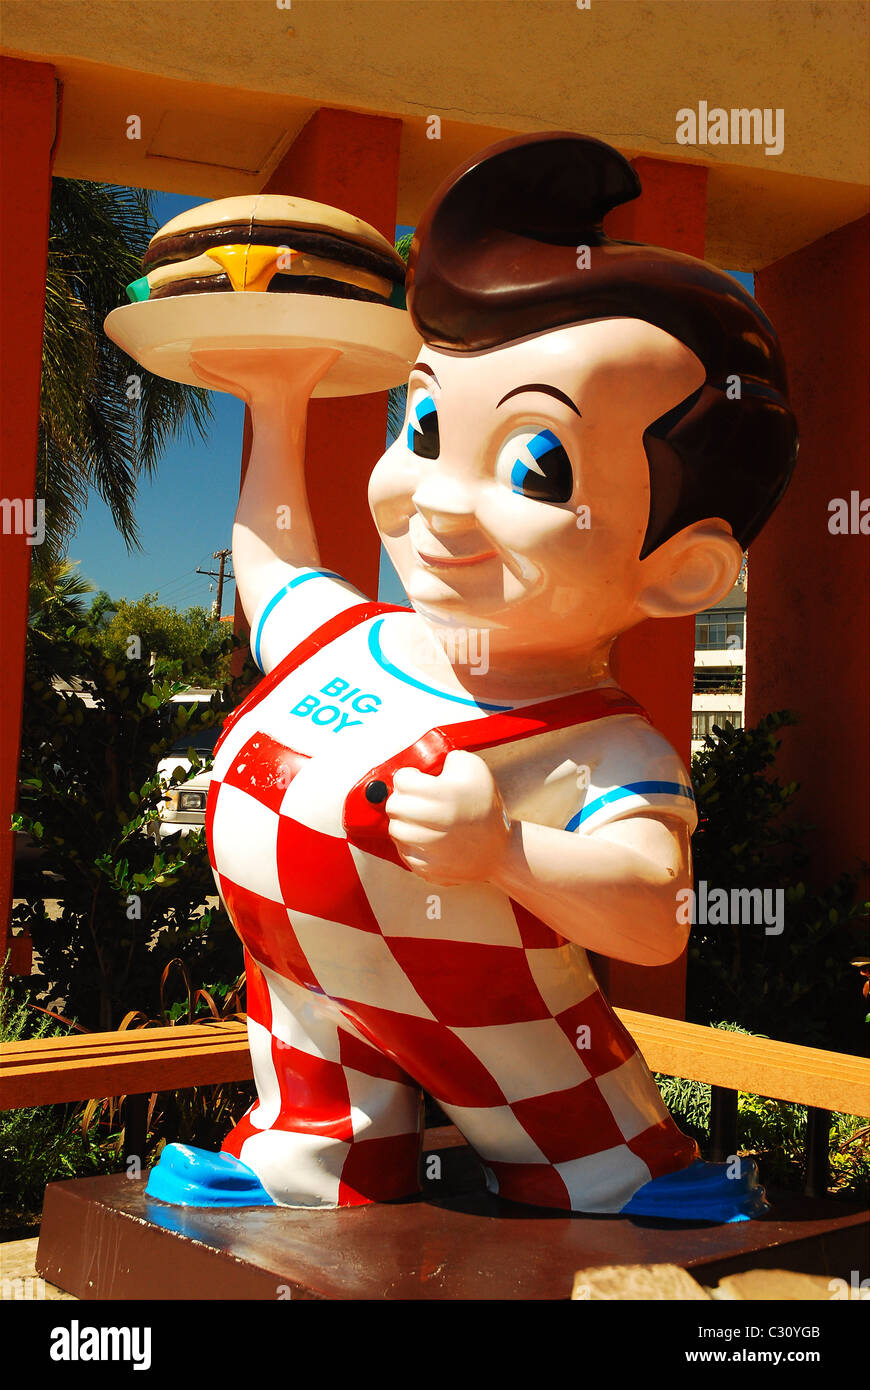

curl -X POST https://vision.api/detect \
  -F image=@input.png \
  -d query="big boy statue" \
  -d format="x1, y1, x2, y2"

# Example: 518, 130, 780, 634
144, 134, 798, 1220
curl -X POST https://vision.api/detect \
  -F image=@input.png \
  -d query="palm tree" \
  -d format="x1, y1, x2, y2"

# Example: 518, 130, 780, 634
28, 558, 95, 640
37, 179, 213, 573
26, 557, 97, 679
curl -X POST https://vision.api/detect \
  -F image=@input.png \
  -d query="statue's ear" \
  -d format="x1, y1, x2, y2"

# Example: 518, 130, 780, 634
635, 520, 743, 619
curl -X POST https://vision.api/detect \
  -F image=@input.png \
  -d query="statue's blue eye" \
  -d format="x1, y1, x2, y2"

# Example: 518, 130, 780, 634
507, 428, 573, 503
406, 393, 440, 459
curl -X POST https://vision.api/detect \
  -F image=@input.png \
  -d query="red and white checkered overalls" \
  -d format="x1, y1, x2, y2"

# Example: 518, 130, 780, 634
206, 598, 698, 1210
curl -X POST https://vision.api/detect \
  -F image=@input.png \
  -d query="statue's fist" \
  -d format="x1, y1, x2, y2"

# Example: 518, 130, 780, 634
384, 750, 511, 885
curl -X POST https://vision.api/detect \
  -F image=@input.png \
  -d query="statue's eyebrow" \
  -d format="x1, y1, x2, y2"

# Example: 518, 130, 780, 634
411, 361, 441, 388
497, 383, 582, 418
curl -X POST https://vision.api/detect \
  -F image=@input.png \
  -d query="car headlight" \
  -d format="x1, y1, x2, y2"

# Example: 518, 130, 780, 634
178, 791, 207, 812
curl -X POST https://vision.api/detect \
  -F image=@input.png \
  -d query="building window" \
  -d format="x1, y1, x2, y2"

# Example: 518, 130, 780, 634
694, 666, 744, 694
693, 710, 743, 739
695, 608, 745, 650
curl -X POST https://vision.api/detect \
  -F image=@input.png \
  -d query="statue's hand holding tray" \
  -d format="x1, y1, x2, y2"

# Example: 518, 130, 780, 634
104, 194, 420, 398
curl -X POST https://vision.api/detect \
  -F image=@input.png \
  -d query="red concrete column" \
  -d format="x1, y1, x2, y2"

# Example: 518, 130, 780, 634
600, 157, 708, 1018
0, 58, 58, 969
749, 216, 869, 894
233, 107, 402, 655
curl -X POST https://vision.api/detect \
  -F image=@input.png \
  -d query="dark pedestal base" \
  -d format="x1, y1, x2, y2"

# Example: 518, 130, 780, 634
37, 1170, 869, 1301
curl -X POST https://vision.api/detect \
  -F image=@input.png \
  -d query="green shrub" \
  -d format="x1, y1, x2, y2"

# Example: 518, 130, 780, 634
0, 970, 112, 1227
12, 626, 254, 1030
688, 712, 869, 1052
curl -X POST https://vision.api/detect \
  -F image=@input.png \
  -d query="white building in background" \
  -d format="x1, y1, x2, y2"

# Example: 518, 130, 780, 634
691, 575, 747, 755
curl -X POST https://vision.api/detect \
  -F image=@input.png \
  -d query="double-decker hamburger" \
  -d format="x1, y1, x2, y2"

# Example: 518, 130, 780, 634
126, 194, 407, 309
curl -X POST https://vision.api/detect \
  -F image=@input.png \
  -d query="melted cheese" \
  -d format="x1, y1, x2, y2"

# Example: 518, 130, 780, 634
204, 244, 283, 292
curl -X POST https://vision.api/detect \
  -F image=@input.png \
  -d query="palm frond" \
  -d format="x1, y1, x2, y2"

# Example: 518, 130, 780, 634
387, 383, 408, 446
39, 178, 214, 560
385, 230, 414, 445
395, 231, 414, 263
29, 558, 96, 636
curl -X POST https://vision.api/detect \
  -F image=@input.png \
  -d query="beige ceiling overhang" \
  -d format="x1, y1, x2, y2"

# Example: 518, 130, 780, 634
1, 0, 867, 270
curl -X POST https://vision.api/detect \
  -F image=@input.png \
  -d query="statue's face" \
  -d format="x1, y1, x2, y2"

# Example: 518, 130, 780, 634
369, 318, 705, 658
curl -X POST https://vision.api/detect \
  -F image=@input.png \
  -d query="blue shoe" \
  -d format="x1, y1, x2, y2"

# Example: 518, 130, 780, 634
620, 1157, 768, 1223
145, 1143, 276, 1208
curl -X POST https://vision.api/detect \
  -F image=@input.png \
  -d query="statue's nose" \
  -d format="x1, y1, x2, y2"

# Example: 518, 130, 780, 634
411, 475, 477, 533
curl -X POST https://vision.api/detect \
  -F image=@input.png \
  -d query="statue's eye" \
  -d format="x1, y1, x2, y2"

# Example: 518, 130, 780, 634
497, 428, 574, 504
406, 392, 440, 459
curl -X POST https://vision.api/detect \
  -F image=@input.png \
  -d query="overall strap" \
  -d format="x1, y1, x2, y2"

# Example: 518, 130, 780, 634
215, 600, 409, 752
435, 685, 648, 758
343, 684, 649, 850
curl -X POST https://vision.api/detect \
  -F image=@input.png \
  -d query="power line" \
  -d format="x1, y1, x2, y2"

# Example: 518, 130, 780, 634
152, 552, 215, 597
156, 571, 220, 605
164, 581, 215, 609
157, 578, 209, 605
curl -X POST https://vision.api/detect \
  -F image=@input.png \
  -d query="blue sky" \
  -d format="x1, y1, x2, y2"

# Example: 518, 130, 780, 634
70, 192, 248, 614
67, 189, 754, 612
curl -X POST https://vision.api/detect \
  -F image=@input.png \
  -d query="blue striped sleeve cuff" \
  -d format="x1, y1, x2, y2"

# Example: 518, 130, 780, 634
566, 780, 695, 832
251, 569, 347, 672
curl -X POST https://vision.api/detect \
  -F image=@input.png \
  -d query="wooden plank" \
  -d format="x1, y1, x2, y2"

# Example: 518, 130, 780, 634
0, 1023, 253, 1107
0, 1053, 254, 1106
3, 1012, 868, 1116
1, 1020, 243, 1059
1, 1037, 244, 1073
616, 1009, 870, 1116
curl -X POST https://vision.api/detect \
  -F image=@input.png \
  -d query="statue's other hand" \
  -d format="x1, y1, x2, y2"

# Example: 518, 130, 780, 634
384, 750, 512, 886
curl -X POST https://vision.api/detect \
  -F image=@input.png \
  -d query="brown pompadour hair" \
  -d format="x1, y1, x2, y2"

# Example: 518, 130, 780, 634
406, 132, 798, 558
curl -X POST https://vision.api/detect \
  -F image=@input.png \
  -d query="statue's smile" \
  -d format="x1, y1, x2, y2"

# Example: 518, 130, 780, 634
413, 548, 498, 569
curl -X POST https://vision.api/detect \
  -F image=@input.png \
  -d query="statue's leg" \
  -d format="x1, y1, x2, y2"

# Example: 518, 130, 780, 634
219, 953, 423, 1207
147, 953, 422, 1208
430, 978, 765, 1222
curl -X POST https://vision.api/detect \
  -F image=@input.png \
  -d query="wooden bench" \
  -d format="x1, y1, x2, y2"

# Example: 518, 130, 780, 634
2, 1011, 868, 1193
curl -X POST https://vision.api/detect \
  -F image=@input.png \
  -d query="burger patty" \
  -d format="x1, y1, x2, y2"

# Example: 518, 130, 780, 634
149, 272, 392, 305
143, 223, 405, 284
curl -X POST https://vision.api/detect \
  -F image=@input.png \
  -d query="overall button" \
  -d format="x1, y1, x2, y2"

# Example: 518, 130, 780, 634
364, 779, 389, 804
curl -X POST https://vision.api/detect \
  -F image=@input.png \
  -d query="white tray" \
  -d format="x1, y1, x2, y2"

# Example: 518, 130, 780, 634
104, 293, 421, 398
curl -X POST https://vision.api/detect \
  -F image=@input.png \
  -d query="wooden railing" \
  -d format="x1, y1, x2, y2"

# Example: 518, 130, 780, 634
2, 1011, 868, 1195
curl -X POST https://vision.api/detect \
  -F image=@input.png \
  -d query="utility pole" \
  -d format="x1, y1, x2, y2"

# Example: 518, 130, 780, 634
196, 549, 234, 618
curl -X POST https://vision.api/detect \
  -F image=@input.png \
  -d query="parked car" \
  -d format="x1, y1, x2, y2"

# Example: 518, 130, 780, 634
153, 719, 223, 840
